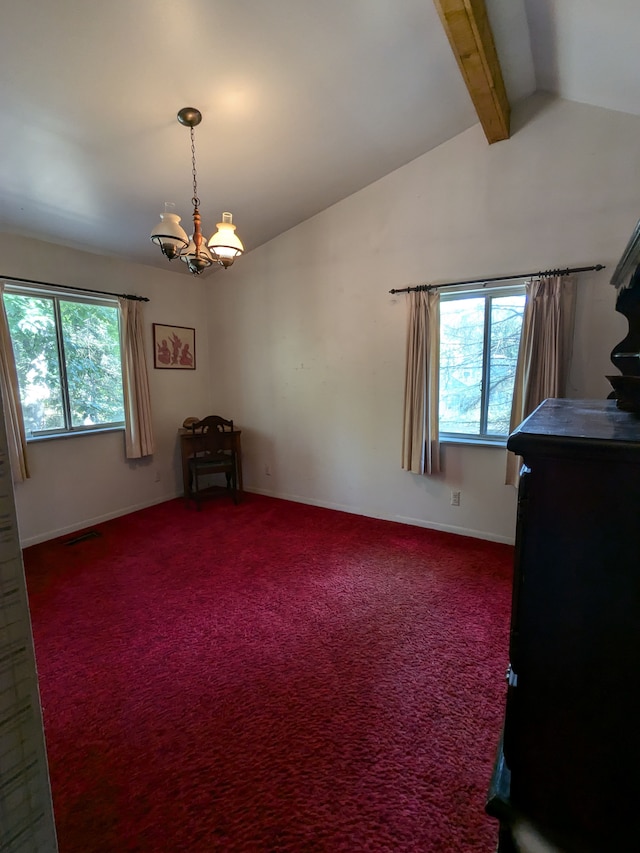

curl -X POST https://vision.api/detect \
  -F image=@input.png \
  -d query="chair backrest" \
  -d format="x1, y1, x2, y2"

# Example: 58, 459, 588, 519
193, 415, 233, 434
190, 415, 234, 457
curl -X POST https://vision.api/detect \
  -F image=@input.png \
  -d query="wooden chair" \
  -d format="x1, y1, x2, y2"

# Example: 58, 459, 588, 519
187, 416, 237, 508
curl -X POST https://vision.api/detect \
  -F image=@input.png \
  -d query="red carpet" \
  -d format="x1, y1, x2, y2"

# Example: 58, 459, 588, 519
24, 494, 513, 852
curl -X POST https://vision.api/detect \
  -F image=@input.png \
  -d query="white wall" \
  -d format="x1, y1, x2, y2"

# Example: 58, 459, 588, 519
0, 236, 211, 545
4, 93, 638, 546
205, 94, 636, 543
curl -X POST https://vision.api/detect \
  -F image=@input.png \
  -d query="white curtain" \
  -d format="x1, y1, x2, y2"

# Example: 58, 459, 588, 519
119, 298, 154, 459
505, 275, 576, 485
402, 290, 441, 475
0, 283, 29, 482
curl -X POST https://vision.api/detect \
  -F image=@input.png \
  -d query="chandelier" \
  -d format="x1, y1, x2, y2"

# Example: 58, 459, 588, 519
150, 108, 244, 274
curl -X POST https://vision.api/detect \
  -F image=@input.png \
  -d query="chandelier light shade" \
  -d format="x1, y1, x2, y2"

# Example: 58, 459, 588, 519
208, 213, 244, 268
150, 108, 244, 274
150, 204, 189, 260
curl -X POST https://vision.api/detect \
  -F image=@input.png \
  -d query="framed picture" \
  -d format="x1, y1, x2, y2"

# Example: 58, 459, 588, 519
153, 324, 196, 370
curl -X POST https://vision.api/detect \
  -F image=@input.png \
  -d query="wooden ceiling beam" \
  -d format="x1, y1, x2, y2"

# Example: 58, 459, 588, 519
433, 0, 510, 143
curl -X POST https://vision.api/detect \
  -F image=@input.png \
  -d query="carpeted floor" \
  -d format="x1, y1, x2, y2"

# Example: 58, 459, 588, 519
24, 494, 513, 852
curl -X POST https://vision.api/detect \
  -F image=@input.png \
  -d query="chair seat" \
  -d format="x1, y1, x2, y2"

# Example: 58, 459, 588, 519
189, 451, 233, 470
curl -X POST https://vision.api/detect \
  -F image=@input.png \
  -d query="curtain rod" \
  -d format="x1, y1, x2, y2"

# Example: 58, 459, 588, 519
388, 264, 605, 294
0, 274, 149, 302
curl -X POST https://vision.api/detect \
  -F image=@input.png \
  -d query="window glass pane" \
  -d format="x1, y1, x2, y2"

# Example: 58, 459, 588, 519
439, 297, 485, 434
3, 294, 65, 436
486, 295, 526, 435
59, 301, 125, 428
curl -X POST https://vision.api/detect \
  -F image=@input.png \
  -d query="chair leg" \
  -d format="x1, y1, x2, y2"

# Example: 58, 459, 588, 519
191, 469, 201, 510
195, 472, 202, 510
189, 464, 237, 507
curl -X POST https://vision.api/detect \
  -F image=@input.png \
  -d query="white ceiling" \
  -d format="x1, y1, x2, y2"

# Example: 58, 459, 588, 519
0, 0, 638, 273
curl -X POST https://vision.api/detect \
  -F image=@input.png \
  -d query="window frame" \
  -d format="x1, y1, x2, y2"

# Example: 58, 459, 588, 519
438, 283, 527, 447
3, 283, 126, 441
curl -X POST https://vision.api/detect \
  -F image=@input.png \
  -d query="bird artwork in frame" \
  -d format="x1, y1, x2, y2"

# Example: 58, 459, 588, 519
153, 323, 196, 370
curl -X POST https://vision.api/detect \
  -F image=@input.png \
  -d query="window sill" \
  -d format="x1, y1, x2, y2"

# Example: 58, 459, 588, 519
440, 434, 508, 449
26, 426, 125, 443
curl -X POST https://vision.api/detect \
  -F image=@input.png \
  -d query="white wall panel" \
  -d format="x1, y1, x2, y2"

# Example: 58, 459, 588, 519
206, 94, 636, 543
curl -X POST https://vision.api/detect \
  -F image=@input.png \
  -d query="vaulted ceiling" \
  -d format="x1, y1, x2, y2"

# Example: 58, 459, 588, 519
0, 1, 638, 272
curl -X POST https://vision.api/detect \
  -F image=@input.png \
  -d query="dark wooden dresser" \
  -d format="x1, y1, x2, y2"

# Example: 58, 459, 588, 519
487, 398, 640, 853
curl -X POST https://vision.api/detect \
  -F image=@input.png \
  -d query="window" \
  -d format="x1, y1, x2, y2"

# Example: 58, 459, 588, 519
439, 286, 526, 443
3, 286, 125, 439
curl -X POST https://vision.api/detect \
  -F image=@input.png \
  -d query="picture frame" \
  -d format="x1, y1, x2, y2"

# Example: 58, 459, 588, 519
153, 324, 196, 370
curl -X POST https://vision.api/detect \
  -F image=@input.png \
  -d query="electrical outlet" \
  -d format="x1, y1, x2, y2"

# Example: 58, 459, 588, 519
154, 469, 161, 483
265, 464, 271, 476
450, 490, 461, 506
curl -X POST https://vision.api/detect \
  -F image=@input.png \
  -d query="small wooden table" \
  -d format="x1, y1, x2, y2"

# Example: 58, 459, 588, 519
178, 427, 243, 500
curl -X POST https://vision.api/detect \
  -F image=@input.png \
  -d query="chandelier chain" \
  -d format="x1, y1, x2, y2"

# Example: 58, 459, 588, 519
190, 126, 200, 208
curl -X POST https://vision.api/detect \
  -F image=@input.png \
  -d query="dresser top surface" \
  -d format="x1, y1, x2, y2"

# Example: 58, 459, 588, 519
508, 398, 640, 458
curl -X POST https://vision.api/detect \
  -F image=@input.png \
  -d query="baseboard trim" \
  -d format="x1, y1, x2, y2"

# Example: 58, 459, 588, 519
20, 492, 182, 548
21, 488, 515, 549
246, 487, 516, 545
